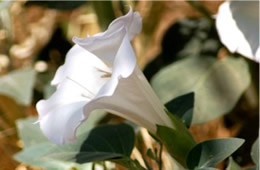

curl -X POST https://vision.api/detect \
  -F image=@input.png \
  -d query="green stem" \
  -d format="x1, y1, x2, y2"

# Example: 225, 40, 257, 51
102, 162, 107, 170
92, 162, 96, 170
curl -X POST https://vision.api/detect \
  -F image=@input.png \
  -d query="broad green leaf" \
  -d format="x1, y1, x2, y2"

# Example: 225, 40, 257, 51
165, 92, 194, 128
14, 111, 106, 169
16, 117, 49, 148
151, 56, 250, 124
76, 123, 135, 163
226, 157, 241, 170
251, 137, 259, 167
186, 138, 245, 169
14, 143, 88, 170
16, 111, 106, 149
0, 67, 36, 105
157, 113, 196, 167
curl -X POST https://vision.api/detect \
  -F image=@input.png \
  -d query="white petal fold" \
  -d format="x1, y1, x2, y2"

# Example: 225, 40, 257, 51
72, 7, 142, 66
216, 1, 259, 62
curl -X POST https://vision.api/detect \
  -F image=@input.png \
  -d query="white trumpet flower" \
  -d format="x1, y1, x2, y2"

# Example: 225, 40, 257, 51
216, 1, 260, 62
36, 8, 172, 144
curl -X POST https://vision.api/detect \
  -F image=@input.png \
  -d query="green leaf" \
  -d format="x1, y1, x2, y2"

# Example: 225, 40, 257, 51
186, 138, 245, 169
165, 92, 194, 128
14, 111, 106, 169
16, 117, 49, 148
226, 157, 241, 170
251, 137, 259, 167
151, 56, 251, 124
0, 67, 36, 105
76, 123, 135, 163
156, 114, 196, 167
14, 142, 88, 170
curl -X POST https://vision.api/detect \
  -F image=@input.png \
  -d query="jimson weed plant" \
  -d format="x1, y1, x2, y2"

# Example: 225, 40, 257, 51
11, 2, 258, 170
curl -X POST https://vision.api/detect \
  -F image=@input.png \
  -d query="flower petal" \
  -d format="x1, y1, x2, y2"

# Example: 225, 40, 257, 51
216, 1, 259, 62
81, 33, 171, 133
83, 66, 172, 134
36, 79, 87, 119
72, 8, 142, 66
51, 45, 110, 95
39, 101, 86, 144
96, 31, 136, 97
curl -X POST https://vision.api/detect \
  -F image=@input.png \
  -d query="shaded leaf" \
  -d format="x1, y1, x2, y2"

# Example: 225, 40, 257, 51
165, 92, 194, 128
226, 157, 241, 170
151, 56, 251, 124
157, 114, 196, 167
0, 67, 36, 105
76, 123, 135, 163
186, 138, 245, 169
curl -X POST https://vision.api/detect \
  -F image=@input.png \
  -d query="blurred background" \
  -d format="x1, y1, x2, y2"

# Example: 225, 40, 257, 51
0, 1, 258, 169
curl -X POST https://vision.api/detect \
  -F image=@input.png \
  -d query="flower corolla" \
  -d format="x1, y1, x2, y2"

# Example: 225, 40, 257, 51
216, 1, 259, 62
36, 8, 172, 144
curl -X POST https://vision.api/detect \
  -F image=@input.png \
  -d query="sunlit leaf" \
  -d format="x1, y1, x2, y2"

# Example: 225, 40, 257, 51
14, 143, 90, 170
0, 67, 36, 105
14, 111, 106, 169
76, 123, 135, 163
186, 138, 245, 169
16, 117, 48, 148
151, 56, 251, 123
